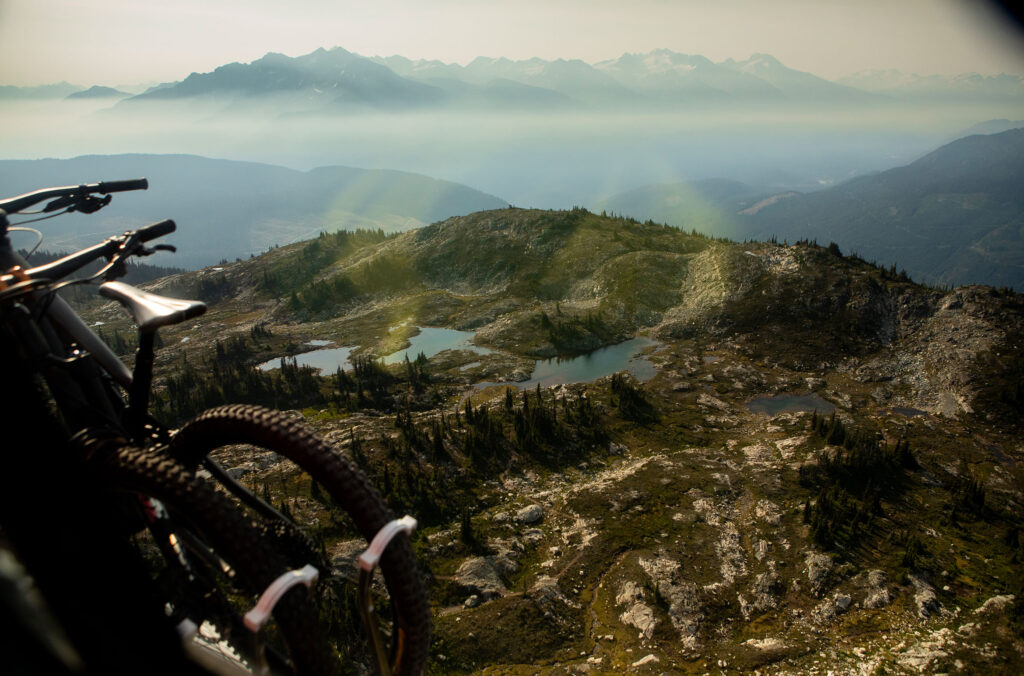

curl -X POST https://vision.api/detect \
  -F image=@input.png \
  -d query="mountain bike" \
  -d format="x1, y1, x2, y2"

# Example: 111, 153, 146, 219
0, 180, 430, 675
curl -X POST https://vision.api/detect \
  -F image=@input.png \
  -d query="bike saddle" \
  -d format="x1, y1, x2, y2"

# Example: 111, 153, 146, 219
99, 281, 206, 332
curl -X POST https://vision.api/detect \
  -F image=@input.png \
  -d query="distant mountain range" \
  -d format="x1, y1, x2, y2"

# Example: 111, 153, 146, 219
836, 70, 1024, 100
5, 47, 1022, 111
0, 82, 82, 99
66, 85, 130, 100
599, 127, 1024, 289
0, 154, 506, 268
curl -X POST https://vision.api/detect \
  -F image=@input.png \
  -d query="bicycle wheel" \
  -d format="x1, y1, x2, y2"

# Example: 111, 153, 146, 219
80, 435, 340, 676
167, 404, 431, 676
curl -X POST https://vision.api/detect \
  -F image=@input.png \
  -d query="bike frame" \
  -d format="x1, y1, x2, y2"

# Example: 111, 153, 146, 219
0, 236, 132, 386
0, 183, 432, 675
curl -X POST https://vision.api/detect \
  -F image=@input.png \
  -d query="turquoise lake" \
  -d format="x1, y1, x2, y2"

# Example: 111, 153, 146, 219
258, 346, 357, 373
381, 327, 493, 365
476, 337, 659, 390
258, 330, 660, 390
257, 326, 492, 374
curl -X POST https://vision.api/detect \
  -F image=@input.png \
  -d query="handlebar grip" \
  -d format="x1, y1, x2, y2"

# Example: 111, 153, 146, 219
137, 219, 175, 242
97, 178, 149, 193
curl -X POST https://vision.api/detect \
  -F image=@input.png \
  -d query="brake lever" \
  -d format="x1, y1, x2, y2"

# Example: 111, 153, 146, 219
43, 194, 112, 214
143, 244, 176, 255
128, 243, 177, 260
43, 196, 75, 212
98, 239, 176, 281
94, 232, 142, 281
71, 195, 112, 214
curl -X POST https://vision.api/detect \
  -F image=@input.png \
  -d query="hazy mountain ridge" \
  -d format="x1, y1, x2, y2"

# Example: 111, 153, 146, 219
598, 128, 1024, 289
837, 69, 1024, 99
0, 153, 507, 268
66, 85, 130, 100
126, 47, 445, 110
742, 128, 1024, 289
6, 48, 1023, 106
0, 82, 82, 99
5, 48, 1020, 210
25, 46, 1009, 113
375, 54, 632, 106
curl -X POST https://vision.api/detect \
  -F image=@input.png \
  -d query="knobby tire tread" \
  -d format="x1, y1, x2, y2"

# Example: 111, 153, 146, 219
168, 404, 430, 676
91, 442, 337, 676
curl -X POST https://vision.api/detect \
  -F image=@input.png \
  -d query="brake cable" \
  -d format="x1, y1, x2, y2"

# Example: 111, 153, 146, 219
6, 226, 44, 259
7, 208, 73, 227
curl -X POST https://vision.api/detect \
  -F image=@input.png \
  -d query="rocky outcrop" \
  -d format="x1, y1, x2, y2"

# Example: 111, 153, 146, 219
909, 574, 942, 620
804, 551, 833, 597
812, 592, 853, 625
454, 557, 507, 598
616, 581, 658, 640
860, 569, 892, 609
973, 594, 1015, 615
639, 554, 703, 651
739, 570, 782, 620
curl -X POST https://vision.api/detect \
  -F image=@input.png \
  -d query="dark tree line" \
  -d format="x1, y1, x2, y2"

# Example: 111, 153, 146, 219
610, 373, 657, 423
154, 351, 324, 424
345, 383, 610, 531
800, 412, 917, 551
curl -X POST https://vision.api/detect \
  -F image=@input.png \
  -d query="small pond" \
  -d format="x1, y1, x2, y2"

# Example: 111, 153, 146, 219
258, 346, 358, 374
746, 393, 835, 416
381, 327, 493, 365
257, 326, 493, 374
477, 337, 659, 391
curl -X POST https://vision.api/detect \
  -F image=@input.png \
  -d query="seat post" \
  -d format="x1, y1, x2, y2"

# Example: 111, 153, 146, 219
98, 280, 206, 436
127, 329, 157, 435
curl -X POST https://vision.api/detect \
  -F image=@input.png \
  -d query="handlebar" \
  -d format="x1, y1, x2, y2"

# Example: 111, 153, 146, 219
0, 219, 175, 289
0, 178, 148, 216
137, 218, 175, 243
95, 178, 149, 193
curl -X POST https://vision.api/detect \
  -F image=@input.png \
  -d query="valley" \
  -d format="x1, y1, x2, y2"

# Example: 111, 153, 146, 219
81, 207, 1024, 673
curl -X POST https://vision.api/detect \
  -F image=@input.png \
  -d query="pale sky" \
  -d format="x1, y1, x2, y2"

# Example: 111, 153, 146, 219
1, 0, 1023, 87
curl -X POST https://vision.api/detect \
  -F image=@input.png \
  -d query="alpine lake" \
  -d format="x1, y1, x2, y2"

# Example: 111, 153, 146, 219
258, 327, 659, 390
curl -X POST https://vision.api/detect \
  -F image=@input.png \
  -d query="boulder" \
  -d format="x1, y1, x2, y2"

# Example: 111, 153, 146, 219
862, 570, 892, 609
974, 594, 1015, 615
804, 551, 833, 597
631, 654, 660, 667
909, 574, 941, 619
620, 603, 658, 640
516, 504, 544, 524
744, 637, 786, 651
454, 557, 506, 598
608, 441, 627, 455
835, 593, 853, 613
